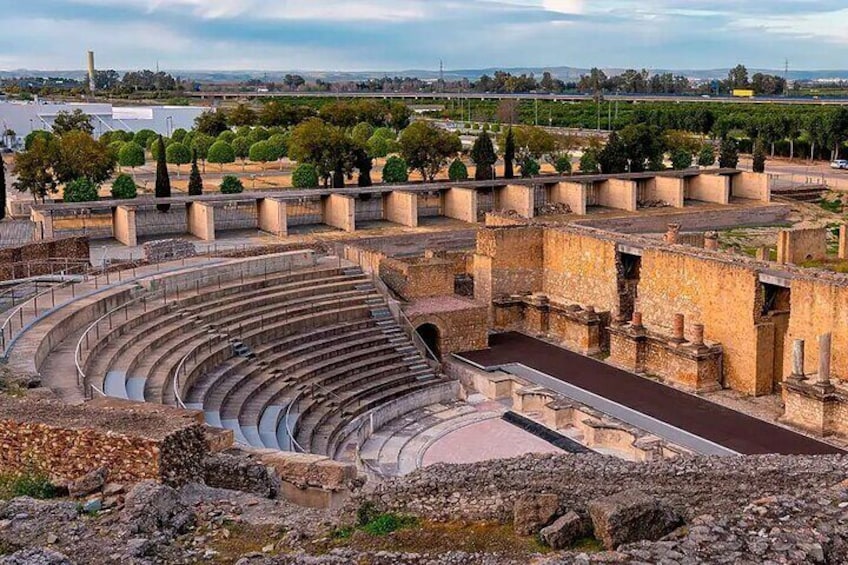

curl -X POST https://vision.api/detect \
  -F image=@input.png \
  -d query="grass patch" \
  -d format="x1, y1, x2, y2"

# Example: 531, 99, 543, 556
0, 470, 59, 500
819, 198, 843, 213
361, 513, 419, 536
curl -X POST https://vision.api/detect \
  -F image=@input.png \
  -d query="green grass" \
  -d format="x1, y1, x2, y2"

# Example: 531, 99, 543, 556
819, 198, 843, 213
360, 513, 420, 536
0, 470, 59, 500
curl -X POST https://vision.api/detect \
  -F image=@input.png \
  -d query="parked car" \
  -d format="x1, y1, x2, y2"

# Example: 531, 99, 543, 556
831, 160, 848, 170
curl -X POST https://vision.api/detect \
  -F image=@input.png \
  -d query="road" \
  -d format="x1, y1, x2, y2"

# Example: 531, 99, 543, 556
184, 91, 848, 105
457, 332, 842, 455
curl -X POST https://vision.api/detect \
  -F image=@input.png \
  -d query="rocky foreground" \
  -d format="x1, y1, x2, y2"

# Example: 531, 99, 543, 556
2, 453, 848, 564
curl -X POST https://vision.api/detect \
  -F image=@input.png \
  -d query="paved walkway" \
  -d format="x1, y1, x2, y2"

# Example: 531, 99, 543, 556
458, 332, 842, 456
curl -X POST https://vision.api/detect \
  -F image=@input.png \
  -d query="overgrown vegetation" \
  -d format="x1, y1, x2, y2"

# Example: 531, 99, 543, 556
0, 469, 59, 500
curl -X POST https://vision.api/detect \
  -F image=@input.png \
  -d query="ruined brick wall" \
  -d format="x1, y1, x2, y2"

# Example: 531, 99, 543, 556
0, 397, 206, 487
777, 228, 828, 265
785, 278, 848, 383
0, 237, 90, 281
474, 227, 544, 312
406, 298, 488, 355
541, 228, 620, 310
380, 257, 455, 300
484, 212, 531, 227
636, 248, 765, 395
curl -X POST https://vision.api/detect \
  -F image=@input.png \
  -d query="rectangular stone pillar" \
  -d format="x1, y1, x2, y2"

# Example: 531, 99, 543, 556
30, 209, 55, 241
548, 181, 587, 215
496, 184, 535, 218
257, 198, 288, 237
186, 201, 215, 242
322, 194, 356, 233
686, 173, 730, 204
442, 187, 478, 224
112, 205, 138, 246
731, 172, 772, 203
839, 225, 848, 260
652, 177, 685, 208
383, 190, 418, 227
598, 178, 637, 211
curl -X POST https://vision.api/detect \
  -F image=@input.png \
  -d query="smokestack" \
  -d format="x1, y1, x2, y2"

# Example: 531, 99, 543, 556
87, 51, 96, 93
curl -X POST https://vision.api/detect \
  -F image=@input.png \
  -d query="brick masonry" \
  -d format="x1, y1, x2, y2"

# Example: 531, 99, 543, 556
0, 237, 89, 281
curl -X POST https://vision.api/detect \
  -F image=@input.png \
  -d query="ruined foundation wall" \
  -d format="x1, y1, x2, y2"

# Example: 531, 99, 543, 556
785, 278, 848, 383
541, 229, 620, 310
474, 227, 544, 305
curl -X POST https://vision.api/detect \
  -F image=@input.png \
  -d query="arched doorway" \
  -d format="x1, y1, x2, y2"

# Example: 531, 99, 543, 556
416, 323, 442, 360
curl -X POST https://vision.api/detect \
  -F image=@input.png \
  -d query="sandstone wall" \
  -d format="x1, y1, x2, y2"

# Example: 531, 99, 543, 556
636, 247, 766, 394
541, 228, 620, 310
474, 227, 544, 310
785, 278, 848, 381
379, 257, 455, 300
777, 227, 828, 265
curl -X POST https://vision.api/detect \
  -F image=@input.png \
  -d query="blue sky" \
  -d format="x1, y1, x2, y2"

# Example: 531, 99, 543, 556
2, 0, 847, 71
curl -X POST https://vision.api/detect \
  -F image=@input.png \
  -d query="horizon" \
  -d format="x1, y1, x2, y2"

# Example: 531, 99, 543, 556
2, 1, 848, 72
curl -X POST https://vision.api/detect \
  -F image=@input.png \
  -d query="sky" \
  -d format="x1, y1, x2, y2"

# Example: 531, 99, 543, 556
1, 0, 848, 72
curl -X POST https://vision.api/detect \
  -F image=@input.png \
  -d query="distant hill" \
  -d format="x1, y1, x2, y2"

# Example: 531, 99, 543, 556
3, 67, 848, 83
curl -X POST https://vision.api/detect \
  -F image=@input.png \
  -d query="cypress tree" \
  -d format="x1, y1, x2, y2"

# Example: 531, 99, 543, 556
503, 127, 515, 179
155, 135, 172, 212
0, 155, 6, 221
719, 138, 740, 169
470, 131, 497, 180
752, 138, 767, 173
187, 149, 203, 196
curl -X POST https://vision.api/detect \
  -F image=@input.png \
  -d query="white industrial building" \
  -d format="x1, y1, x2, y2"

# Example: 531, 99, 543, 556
0, 101, 208, 147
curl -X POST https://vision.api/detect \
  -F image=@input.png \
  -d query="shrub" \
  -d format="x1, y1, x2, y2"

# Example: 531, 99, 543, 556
361, 513, 419, 536
111, 173, 137, 199
382, 156, 409, 183
554, 155, 572, 174
579, 149, 599, 174
448, 158, 469, 181
752, 138, 767, 173
292, 163, 319, 188
219, 175, 244, 194
63, 178, 99, 202
0, 470, 58, 500
698, 144, 716, 167
670, 148, 693, 170
518, 155, 540, 178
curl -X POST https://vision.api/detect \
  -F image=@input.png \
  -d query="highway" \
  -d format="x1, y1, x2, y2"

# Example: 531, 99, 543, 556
185, 90, 848, 105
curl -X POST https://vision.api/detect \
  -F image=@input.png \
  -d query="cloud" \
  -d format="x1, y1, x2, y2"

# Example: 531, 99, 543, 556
2, 1, 848, 71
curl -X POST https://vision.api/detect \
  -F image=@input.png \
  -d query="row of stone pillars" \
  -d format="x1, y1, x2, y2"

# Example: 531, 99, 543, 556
791, 333, 833, 386
630, 311, 706, 347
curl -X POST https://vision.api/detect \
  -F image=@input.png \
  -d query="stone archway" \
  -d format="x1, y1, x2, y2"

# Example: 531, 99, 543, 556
415, 323, 442, 360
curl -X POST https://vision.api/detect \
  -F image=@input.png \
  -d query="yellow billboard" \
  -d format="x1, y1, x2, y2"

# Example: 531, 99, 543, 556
732, 89, 755, 98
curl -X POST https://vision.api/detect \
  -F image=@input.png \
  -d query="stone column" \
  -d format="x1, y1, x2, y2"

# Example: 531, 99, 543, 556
839, 225, 848, 260
792, 339, 805, 379
692, 323, 705, 346
818, 333, 832, 385
672, 313, 685, 343
704, 232, 719, 251
631, 311, 643, 329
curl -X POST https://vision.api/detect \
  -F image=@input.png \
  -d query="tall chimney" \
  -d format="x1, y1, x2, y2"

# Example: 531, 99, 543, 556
87, 51, 96, 93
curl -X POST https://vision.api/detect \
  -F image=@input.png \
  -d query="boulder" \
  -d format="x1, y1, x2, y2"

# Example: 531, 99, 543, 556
121, 480, 195, 536
540, 511, 591, 549
513, 493, 560, 536
588, 491, 683, 549
67, 467, 107, 498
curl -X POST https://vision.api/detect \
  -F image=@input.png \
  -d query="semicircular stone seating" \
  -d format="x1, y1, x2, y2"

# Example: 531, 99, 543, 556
80, 260, 444, 458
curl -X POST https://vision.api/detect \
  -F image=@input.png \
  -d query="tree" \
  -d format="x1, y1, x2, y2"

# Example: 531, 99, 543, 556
719, 138, 740, 169
219, 175, 244, 194
190, 133, 215, 173
382, 156, 409, 183
111, 173, 137, 199
470, 131, 497, 181
727, 64, 749, 90
54, 131, 116, 184
24, 131, 55, 151
518, 153, 541, 178
13, 136, 59, 201
228, 104, 257, 127
207, 140, 235, 172
187, 149, 203, 196
266, 134, 289, 170
598, 131, 629, 174
554, 155, 572, 174
367, 128, 397, 158
698, 145, 716, 167
232, 137, 251, 172
118, 141, 145, 177
248, 140, 277, 172
448, 159, 469, 181
63, 177, 99, 202
165, 142, 192, 177
194, 110, 229, 137
52, 109, 94, 136
154, 136, 171, 211
752, 138, 767, 173
353, 149, 373, 187
133, 129, 157, 149
171, 128, 188, 143
292, 163, 319, 188
579, 148, 598, 174
217, 130, 236, 144
503, 126, 516, 179
288, 118, 353, 186
620, 124, 664, 173
506, 126, 558, 160
670, 148, 693, 170
0, 154, 6, 220
352, 122, 375, 147
398, 121, 461, 181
